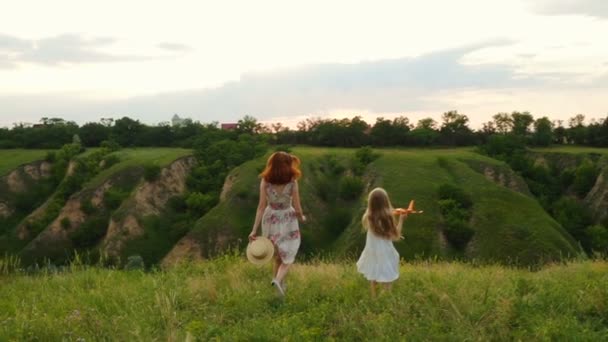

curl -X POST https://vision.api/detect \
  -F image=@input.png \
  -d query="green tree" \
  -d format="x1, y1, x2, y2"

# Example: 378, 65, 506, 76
492, 113, 513, 134
532, 117, 553, 146
511, 111, 534, 136
79, 122, 110, 147
440, 110, 474, 146
416, 117, 437, 130
112, 117, 144, 147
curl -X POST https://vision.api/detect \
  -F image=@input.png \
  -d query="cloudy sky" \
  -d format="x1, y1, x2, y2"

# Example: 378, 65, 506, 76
1, 0, 607, 128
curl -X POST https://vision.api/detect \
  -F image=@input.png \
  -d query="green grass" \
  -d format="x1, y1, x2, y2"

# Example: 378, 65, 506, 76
1, 257, 606, 340
179, 146, 577, 266
0, 149, 50, 176
342, 148, 578, 263
84, 148, 192, 188
531, 146, 608, 154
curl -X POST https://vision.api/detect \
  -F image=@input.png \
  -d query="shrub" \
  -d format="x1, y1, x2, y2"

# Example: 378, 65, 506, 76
186, 192, 217, 214
102, 154, 121, 169
168, 195, 188, 212
573, 161, 598, 197
60, 217, 71, 229
80, 198, 96, 215
443, 218, 475, 249
437, 184, 474, 249
124, 255, 145, 270
478, 134, 526, 158
324, 207, 353, 238
438, 199, 471, 221
69, 216, 108, 247
100, 140, 121, 152
339, 176, 365, 201
320, 154, 345, 176
354, 146, 379, 165
552, 197, 593, 244
45, 151, 56, 162
143, 164, 161, 182
350, 159, 366, 176
438, 184, 472, 209
559, 168, 576, 189
586, 225, 608, 254
57, 143, 84, 160
104, 188, 129, 210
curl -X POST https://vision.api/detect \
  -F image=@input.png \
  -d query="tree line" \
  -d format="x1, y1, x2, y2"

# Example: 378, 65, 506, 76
1, 111, 608, 149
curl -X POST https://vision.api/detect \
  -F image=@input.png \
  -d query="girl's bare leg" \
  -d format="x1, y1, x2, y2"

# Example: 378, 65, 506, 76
273, 254, 281, 278
370, 281, 377, 298
383, 282, 393, 292
275, 263, 291, 283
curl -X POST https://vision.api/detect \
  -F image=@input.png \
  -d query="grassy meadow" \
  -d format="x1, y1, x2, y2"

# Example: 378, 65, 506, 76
0, 149, 50, 176
1, 256, 607, 341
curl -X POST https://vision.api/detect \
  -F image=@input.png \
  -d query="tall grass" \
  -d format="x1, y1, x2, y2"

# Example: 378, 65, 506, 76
1, 254, 607, 341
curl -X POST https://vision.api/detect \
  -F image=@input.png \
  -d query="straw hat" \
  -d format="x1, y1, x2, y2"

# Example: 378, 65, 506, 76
246, 237, 275, 265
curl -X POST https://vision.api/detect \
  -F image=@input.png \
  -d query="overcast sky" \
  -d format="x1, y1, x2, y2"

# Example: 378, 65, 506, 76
1, 0, 607, 128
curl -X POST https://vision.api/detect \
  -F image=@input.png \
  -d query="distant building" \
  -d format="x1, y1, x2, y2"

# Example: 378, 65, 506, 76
221, 123, 239, 130
171, 114, 189, 127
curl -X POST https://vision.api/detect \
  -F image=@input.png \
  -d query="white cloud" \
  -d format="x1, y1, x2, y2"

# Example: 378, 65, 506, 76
0, 0, 608, 127
531, 0, 608, 19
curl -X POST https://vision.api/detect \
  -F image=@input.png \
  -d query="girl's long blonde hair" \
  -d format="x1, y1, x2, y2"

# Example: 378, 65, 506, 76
362, 188, 400, 240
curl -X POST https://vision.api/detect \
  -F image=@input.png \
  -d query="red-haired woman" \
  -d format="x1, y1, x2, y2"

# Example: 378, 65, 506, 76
249, 151, 306, 296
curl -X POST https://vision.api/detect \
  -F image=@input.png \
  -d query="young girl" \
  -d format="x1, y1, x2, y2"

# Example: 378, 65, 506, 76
356, 187, 408, 297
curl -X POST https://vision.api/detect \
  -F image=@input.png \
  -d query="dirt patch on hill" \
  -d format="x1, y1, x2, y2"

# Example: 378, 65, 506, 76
161, 235, 204, 268
102, 156, 197, 257
585, 167, 608, 223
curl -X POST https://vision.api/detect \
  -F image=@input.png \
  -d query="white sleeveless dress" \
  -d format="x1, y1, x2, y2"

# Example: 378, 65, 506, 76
261, 181, 301, 264
356, 229, 400, 283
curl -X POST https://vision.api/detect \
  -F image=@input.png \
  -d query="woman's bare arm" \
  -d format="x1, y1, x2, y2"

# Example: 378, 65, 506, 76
292, 180, 306, 222
249, 180, 268, 240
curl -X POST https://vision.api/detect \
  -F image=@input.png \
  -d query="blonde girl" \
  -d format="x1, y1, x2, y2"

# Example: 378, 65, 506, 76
356, 187, 408, 297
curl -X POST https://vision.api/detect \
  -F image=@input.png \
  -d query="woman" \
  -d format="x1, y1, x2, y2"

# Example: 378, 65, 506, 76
249, 151, 306, 296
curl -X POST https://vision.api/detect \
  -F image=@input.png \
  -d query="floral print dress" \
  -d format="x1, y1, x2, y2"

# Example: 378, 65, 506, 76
261, 181, 301, 264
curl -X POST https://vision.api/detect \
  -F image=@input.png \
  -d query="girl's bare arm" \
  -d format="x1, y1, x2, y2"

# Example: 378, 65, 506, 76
394, 212, 407, 240
249, 180, 268, 240
292, 180, 306, 222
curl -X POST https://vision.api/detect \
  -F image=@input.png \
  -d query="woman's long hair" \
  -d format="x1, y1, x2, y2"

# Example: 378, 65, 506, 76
362, 188, 399, 240
259, 151, 301, 185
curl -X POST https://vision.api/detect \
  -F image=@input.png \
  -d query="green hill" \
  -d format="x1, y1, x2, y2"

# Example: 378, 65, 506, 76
165, 147, 579, 266
1, 257, 606, 340
4, 146, 602, 266
0, 148, 192, 263
0, 149, 50, 176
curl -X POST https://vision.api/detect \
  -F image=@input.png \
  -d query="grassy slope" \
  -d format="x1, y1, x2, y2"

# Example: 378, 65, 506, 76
185, 147, 577, 265
84, 148, 192, 189
1, 258, 606, 340
0, 149, 50, 176
184, 147, 362, 259
531, 146, 608, 154
352, 148, 578, 263
4, 148, 193, 261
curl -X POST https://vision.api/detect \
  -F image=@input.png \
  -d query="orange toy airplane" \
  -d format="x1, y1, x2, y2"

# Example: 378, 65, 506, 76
393, 200, 424, 215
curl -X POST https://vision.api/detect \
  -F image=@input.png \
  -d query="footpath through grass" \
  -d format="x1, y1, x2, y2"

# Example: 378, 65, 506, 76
1, 257, 607, 341
0, 149, 50, 176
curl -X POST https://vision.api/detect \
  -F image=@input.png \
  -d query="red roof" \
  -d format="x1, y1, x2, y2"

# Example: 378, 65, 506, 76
221, 123, 238, 130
